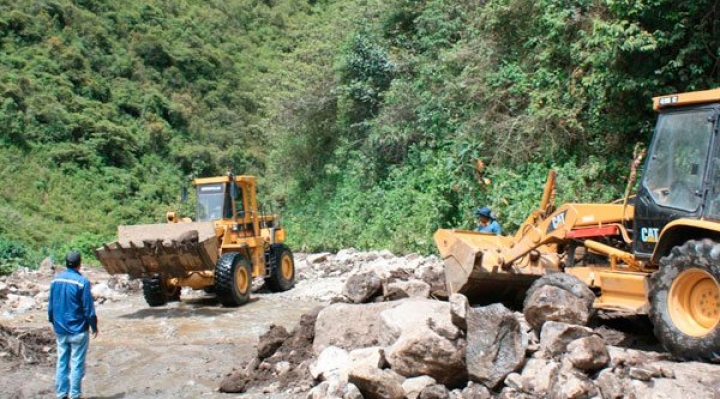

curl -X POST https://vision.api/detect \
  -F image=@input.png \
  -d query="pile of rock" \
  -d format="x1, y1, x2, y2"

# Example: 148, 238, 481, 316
284, 249, 446, 304
0, 260, 137, 315
222, 287, 720, 399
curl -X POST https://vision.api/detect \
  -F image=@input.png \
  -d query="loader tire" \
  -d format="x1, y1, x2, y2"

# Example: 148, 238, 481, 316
649, 239, 720, 362
215, 252, 252, 307
142, 277, 179, 307
264, 244, 295, 292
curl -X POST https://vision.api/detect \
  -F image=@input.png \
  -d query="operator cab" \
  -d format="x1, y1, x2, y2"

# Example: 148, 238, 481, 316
195, 179, 244, 222
633, 89, 720, 259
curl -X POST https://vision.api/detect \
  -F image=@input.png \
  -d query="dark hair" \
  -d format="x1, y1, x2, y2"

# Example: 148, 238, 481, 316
66, 251, 82, 269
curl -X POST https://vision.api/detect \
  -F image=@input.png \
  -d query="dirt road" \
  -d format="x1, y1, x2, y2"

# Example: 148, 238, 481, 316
1, 289, 320, 399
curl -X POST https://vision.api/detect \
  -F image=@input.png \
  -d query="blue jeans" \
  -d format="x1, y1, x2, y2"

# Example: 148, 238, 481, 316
55, 331, 89, 399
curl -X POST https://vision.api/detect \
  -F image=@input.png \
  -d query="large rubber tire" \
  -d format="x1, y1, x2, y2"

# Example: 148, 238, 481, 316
649, 239, 720, 362
215, 252, 253, 307
141, 277, 180, 307
264, 244, 295, 292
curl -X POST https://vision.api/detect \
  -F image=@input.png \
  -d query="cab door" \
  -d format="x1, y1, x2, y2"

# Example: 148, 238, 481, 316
633, 107, 716, 258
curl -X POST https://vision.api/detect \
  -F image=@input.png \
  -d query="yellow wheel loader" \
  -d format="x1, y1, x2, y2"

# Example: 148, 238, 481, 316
95, 173, 295, 307
435, 88, 720, 362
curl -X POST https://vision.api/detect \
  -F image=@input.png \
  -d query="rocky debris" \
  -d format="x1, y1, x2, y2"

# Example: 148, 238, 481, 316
0, 264, 135, 316
257, 324, 291, 359
539, 321, 594, 358
285, 250, 445, 303
565, 335, 610, 372
381, 300, 466, 387
523, 273, 595, 330
465, 304, 526, 389
348, 365, 405, 399
0, 322, 55, 365
220, 278, 720, 399
219, 306, 322, 393
314, 302, 401, 354
343, 272, 383, 303
403, 376, 438, 399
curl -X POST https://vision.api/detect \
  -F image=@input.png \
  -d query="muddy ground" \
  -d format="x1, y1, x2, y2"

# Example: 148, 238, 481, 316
0, 270, 320, 399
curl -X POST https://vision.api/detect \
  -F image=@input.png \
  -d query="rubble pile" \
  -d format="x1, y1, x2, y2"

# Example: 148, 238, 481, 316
0, 322, 55, 365
0, 260, 137, 316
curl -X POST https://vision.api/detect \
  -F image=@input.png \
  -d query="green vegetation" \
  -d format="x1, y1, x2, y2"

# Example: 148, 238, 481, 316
1, 0, 718, 271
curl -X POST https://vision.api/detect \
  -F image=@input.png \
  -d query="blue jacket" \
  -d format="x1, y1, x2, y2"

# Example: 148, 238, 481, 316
48, 268, 98, 335
476, 220, 502, 235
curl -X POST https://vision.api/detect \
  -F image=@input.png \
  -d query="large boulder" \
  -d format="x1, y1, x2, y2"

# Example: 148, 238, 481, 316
343, 272, 383, 303
565, 336, 609, 372
523, 274, 595, 330
449, 294, 469, 332
348, 365, 405, 399
381, 299, 466, 386
539, 322, 593, 358
314, 302, 402, 354
310, 346, 352, 382
466, 304, 527, 389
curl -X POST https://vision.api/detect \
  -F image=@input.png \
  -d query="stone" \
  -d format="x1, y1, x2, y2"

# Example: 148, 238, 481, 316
565, 336, 609, 372
310, 346, 352, 382
503, 373, 523, 391
524, 285, 595, 330
594, 369, 624, 399
382, 299, 466, 386
460, 382, 491, 399
402, 376, 437, 399
314, 301, 401, 354
343, 272, 383, 303
628, 367, 654, 381
549, 369, 597, 399
307, 253, 331, 265
466, 304, 526, 389
257, 324, 290, 359
349, 347, 386, 369
385, 280, 431, 300
449, 294, 469, 332
348, 365, 405, 399
539, 322, 593, 358
419, 384, 450, 399
307, 380, 361, 399
518, 357, 559, 396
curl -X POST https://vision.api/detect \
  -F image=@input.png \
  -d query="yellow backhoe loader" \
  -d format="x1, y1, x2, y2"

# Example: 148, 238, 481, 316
435, 88, 720, 362
95, 173, 295, 307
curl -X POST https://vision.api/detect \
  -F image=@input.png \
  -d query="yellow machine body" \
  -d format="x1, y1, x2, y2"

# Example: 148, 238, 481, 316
95, 175, 290, 295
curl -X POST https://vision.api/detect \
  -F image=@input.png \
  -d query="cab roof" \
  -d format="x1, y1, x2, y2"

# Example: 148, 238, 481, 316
653, 87, 720, 111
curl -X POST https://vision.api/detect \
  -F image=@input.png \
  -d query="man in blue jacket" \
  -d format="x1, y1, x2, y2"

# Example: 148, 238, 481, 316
48, 251, 99, 399
475, 206, 502, 235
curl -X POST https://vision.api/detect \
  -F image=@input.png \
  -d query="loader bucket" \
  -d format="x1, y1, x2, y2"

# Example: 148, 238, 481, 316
95, 222, 218, 279
434, 229, 538, 303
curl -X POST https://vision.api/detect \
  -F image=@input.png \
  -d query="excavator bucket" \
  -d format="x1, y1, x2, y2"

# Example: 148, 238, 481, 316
434, 229, 540, 303
95, 222, 219, 279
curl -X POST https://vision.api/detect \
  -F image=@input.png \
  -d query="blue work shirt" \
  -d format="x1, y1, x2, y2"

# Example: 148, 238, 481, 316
48, 268, 98, 336
476, 220, 502, 235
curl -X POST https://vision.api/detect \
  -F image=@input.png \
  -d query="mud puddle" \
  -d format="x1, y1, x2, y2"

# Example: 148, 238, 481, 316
0, 290, 320, 399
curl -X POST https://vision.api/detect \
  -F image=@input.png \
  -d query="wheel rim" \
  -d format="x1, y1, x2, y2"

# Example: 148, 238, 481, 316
234, 264, 249, 294
281, 254, 293, 280
668, 268, 720, 337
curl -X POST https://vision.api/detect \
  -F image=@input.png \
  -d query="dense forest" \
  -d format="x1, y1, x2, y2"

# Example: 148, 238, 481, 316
1, 0, 718, 271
